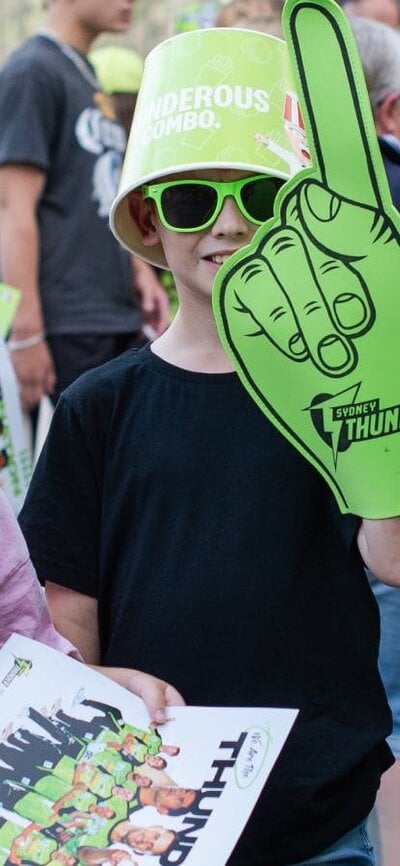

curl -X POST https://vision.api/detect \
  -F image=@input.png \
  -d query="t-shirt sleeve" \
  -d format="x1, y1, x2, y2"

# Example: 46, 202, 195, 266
19, 390, 102, 598
0, 60, 61, 170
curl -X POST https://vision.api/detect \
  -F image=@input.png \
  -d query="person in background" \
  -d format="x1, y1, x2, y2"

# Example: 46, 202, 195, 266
348, 19, 400, 866
215, 0, 284, 35
0, 0, 169, 418
338, 0, 400, 29
0, 487, 80, 658
350, 16, 400, 207
173, 1, 222, 32
89, 45, 144, 143
88, 43, 169, 337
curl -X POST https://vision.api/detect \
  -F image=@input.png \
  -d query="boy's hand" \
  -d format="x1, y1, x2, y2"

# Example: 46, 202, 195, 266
213, 0, 400, 518
125, 668, 185, 724
93, 666, 185, 723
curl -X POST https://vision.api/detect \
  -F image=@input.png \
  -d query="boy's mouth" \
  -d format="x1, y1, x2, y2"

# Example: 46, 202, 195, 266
208, 253, 233, 265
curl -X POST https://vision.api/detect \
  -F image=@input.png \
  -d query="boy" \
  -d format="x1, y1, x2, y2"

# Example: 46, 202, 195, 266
20, 22, 400, 866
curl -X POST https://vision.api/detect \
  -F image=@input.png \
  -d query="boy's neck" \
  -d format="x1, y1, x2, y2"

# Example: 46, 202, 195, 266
152, 307, 235, 374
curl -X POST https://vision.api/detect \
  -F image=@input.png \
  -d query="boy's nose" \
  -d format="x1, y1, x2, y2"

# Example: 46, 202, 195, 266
210, 196, 251, 237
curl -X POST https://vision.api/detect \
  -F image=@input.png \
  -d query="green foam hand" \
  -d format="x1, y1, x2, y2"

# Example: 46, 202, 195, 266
213, 0, 400, 518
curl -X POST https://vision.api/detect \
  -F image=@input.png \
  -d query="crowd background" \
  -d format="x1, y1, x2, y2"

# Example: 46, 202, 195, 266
0, 0, 226, 64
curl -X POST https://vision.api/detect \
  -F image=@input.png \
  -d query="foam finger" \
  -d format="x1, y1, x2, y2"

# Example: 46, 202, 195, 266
282, 0, 391, 209
262, 226, 357, 375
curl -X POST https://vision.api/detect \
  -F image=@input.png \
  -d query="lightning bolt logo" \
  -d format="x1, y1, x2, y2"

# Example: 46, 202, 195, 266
305, 383, 361, 466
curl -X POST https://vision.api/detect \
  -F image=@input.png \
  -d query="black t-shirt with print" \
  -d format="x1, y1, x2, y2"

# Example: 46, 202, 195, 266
20, 345, 393, 866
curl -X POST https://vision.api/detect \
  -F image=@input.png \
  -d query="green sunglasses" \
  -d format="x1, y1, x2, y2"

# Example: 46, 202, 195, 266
141, 175, 284, 233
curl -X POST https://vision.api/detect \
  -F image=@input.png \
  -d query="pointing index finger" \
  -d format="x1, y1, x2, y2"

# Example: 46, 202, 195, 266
282, 0, 391, 209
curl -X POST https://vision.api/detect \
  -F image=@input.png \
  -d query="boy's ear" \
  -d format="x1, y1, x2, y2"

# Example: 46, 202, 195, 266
128, 191, 161, 248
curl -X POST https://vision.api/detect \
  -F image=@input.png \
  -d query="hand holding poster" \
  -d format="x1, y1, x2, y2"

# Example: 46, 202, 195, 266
0, 635, 297, 866
213, 0, 400, 518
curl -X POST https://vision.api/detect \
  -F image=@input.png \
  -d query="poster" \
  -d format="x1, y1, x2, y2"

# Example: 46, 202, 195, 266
0, 635, 298, 866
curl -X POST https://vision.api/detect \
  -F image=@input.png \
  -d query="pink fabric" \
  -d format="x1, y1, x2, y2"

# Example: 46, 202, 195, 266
0, 489, 82, 658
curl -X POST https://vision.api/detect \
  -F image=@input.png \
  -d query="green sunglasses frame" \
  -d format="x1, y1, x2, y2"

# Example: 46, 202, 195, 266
141, 175, 282, 233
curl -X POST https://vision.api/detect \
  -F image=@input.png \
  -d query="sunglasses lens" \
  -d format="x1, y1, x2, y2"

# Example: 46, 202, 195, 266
161, 183, 218, 229
241, 177, 283, 223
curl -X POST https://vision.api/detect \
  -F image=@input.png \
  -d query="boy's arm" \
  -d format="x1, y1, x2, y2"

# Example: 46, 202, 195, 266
357, 518, 400, 586
45, 582, 100, 663
45, 581, 185, 721
0, 164, 56, 411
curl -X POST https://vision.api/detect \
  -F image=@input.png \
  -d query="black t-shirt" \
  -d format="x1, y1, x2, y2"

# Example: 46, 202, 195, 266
0, 34, 141, 335
20, 345, 393, 866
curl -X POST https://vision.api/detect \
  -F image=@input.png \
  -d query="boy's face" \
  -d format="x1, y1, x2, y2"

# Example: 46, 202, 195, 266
131, 169, 270, 303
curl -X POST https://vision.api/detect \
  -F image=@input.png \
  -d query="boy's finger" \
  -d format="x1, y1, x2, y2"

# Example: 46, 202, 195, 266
165, 684, 186, 707
283, 0, 390, 209
127, 671, 185, 722
125, 671, 165, 718
152, 685, 186, 724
